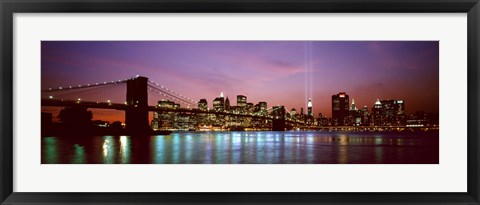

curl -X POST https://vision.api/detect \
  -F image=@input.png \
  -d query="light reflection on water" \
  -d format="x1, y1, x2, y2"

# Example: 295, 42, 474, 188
119, 136, 130, 164
41, 131, 439, 164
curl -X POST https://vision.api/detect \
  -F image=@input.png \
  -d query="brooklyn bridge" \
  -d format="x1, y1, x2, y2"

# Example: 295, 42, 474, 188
42, 75, 309, 133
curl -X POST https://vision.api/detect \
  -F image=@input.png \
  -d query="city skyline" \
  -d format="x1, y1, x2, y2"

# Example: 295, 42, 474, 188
41, 41, 439, 123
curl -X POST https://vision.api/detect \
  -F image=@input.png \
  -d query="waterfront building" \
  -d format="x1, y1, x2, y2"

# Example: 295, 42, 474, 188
259, 101, 267, 116
153, 100, 175, 130
346, 99, 361, 126
174, 113, 193, 130
371, 99, 406, 126
300, 107, 305, 122
394, 100, 405, 115
307, 98, 313, 116
383, 100, 407, 126
213, 94, 225, 112
254, 103, 261, 114
350, 99, 357, 111
317, 113, 329, 126
332, 92, 349, 126
371, 99, 383, 126
198, 99, 208, 111
225, 97, 231, 112
246, 102, 254, 114
360, 105, 370, 126
237, 95, 247, 109
173, 103, 180, 109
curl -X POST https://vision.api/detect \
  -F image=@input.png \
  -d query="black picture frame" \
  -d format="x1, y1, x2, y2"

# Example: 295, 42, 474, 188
1, 0, 479, 204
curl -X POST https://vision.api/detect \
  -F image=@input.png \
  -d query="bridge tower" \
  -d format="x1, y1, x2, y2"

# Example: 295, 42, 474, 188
125, 76, 149, 133
272, 105, 286, 131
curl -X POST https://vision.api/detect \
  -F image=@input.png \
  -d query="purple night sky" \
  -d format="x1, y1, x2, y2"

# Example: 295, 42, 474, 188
41, 41, 439, 123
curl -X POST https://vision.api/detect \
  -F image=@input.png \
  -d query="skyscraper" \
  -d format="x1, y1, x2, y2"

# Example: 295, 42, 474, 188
258, 101, 267, 115
237, 95, 247, 108
307, 98, 313, 116
246, 102, 254, 114
225, 97, 231, 111
198, 99, 208, 111
371, 99, 383, 126
332, 92, 349, 126
350, 99, 357, 111
154, 100, 175, 130
394, 100, 405, 115
372, 99, 406, 126
213, 93, 225, 112
347, 99, 360, 126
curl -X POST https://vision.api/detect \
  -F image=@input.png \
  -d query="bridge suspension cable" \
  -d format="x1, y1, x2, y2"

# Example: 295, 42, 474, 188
41, 76, 198, 107
147, 80, 197, 105
147, 84, 197, 108
42, 79, 128, 93
41, 81, 126, 104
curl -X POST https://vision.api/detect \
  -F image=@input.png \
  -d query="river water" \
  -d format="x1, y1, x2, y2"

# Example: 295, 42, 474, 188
42, 131, 439, 164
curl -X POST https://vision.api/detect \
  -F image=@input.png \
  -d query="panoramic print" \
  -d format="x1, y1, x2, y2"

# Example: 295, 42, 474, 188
41, 41, 439, 164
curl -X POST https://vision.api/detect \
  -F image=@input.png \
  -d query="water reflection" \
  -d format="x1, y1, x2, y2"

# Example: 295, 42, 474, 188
71, 144, 86, 164
119, 136, 130, 164
102, 136, 115, 163
42, 131, 439, 164
42, 137, 58, 164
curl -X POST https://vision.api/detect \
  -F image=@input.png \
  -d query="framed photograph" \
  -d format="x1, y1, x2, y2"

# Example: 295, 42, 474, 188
1, 0, 479, 204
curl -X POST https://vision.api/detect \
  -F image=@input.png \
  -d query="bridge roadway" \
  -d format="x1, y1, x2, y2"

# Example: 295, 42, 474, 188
41, 99, 282, 120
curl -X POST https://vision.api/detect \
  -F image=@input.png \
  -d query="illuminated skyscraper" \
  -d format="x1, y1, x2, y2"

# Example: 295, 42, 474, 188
347, 99, 360, 126
307, 98, 313, 116
371, 99, 383, 125
372, 99, 406, 126
332, 92, 349, 126
394, 100, 405, 115
154, 100, 175, 130
213, 93, 225, 112
158, 99, 175, 108
246, 102, 254, 114
374, 99, 382, 108
259, 101, 267, 115
350, 99, 357, 111
237, 95, 247, 108
198, 99, 208, 111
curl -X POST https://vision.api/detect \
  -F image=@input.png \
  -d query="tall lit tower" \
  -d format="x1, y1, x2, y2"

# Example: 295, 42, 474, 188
307, 98, 313, 116
350, 99, 357, 110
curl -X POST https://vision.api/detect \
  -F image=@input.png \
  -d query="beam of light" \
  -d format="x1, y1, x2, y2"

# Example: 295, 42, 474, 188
309, 42, 314, 113
304, 42, 308, 111
304, 42, 314, 113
